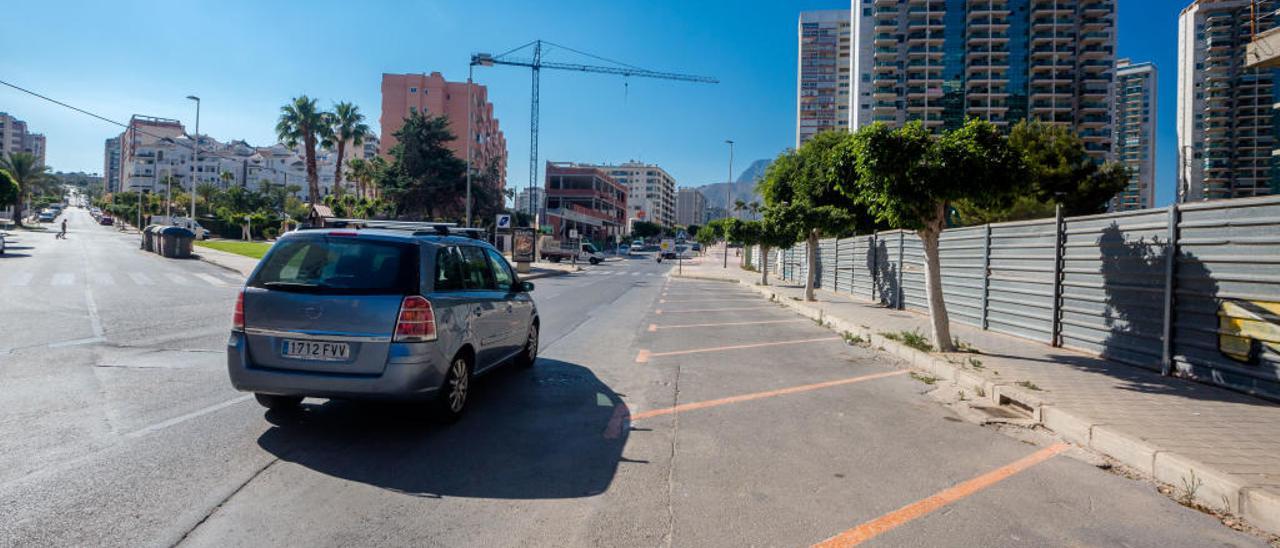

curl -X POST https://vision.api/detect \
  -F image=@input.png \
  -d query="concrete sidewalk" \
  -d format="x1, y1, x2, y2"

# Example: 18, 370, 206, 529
677, 256, 1280, 537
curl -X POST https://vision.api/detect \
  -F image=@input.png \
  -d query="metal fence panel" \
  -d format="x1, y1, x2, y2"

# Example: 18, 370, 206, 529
852, 235, 878, 300
901, 232, 927, 312
1059, 208, 1170, 370
818, 238, 838, 289
1173, 196, 1280, 400
938, 226, 987, 328
986, 219, 1057, 343
835, 237, 855, 293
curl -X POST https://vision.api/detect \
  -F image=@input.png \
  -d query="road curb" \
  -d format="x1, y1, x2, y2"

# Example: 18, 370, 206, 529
522, 269, 571, 281
194, 253, 252, 277
671, 271, 1280, 536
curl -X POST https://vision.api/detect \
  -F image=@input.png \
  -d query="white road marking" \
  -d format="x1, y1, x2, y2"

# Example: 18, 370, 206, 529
128, 272, 154, 286
84, 284, 104, 337
51, 272, 75, 285
166, 273, 191, 285
194, 273, 228, 286
91, 272, 115, 285
123, 395, 253, 439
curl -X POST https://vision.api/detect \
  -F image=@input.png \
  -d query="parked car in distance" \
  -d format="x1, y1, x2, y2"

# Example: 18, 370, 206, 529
98, 215, 114, 226
37, 211, 55, 223
631, 239, 644, 249
227, 227, 540, 421
150, 215, 211, 239
690, 242, 702, 252
618, 244, 630, 255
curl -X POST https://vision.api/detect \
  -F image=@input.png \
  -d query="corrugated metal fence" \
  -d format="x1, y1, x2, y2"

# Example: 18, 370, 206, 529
742, 195, 1280, 400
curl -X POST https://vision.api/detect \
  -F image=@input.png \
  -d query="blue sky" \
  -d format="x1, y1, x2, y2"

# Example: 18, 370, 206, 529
5, 0, 1178, 204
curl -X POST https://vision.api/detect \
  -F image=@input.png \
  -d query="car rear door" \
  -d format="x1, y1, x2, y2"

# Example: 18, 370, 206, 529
241, 235, 417, 375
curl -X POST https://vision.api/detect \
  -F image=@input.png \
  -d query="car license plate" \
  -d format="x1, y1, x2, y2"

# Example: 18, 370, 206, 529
282, 340, 350, 361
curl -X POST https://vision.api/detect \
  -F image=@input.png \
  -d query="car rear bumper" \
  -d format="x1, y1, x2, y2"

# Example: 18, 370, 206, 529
226, 331, 448, 401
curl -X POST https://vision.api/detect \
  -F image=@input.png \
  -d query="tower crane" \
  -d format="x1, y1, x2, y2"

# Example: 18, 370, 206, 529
470, 40, 718, 224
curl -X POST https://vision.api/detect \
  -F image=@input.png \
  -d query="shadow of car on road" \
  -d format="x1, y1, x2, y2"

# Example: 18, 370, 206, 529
255, 358, 630, 499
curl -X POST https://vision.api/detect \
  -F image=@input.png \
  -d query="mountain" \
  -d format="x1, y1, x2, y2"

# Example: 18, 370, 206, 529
691, 158, 770, 212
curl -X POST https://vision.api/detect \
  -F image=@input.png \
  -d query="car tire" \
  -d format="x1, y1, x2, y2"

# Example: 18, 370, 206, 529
515, 323, 539, 368
589, 257, 601, 265
436, 352, 472, 422
254, 393, 302, 411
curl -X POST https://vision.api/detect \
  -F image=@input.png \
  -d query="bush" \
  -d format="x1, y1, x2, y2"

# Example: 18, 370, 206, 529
263, 227, 279, 240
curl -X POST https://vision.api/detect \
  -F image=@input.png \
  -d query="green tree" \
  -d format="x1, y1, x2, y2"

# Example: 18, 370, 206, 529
195, 183, 221, 216
837, 119, 1025, 351
759, 131, 862, 301
378, 111, 467, 220
0, 170, 19, 213
326, 103, 369, 197
219, 170, 236, 189
276, 96, 332, 204
694, 223, 720, 250
630, 220, 662, 239
954, 120, 1129, 224
0, 152, 51, 226
754, 206, 803, 286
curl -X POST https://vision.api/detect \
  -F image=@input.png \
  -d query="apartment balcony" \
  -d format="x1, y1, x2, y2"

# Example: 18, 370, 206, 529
1247, 26, 1280, 69
874, 0, 896, 6
967, 8, 1011, 21
875, 33, 897, 46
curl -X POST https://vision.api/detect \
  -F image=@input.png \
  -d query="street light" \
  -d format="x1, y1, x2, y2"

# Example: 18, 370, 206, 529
187, 95, 200, 222
466, 54, 495, 228
723, 139, 734, 269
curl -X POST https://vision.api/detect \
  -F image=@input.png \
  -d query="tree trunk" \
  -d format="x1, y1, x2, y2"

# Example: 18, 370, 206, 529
805, 229, 818, 301
760, 245, 770, 286
920, 202, 954, 352
333, 141, 347, 197
304, 134, 320, 204
13, 191, 26, 227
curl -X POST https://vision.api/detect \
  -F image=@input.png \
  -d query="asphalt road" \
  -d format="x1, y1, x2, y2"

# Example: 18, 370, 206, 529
0, 213, 1267, 547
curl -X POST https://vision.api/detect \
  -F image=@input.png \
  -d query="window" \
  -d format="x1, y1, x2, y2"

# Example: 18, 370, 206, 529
434, 247, 466, 291
250, 238, 418, 295
485, 249, 515, 291
409, 87, 418, 93
460, 246, 496, 290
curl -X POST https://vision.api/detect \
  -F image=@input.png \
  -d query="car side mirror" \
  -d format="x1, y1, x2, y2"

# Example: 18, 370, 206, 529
519, 281, 535, 293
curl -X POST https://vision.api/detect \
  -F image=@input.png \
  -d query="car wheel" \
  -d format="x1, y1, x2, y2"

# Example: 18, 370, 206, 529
589, 257, 601, 265
436, 353, 472, 422
516, 323, 539, 368
254, 393, 302, 411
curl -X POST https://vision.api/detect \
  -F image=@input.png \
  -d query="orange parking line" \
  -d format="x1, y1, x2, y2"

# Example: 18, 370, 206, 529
656, 305, 777, 314
649, 319, 809, 330
813, 442, 1070, 547
630, 370, 906, 420
635, 336, 842, 363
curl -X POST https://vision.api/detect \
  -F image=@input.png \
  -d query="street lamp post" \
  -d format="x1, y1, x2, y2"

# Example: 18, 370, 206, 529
187, 96, 200, 221
723, 139, 734, 269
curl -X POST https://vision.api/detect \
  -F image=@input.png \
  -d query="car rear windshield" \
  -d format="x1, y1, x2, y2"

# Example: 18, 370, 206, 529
249, 237, 419, 295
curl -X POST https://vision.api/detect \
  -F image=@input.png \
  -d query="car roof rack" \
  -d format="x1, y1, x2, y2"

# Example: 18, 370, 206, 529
318, 218, 485, 239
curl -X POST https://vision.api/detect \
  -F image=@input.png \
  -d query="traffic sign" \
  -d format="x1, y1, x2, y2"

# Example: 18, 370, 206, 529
495, 214, 512, 230
660, 239, 674, 252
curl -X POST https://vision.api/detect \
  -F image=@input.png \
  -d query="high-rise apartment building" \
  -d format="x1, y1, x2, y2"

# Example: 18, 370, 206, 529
103, 136, 121, 192
676, 187, 707, 227
1110, 59, 1157, 210
515, 187, 546, 221
1178, 0, 1279, 201
587, 161, 678, 227
0, 112, 46, 165
798, 10, 853, 146
380, 72, 507, 194
848, 0, 1117, 162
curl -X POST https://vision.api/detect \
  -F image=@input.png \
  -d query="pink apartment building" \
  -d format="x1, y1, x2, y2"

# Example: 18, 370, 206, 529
380, 72, 507, 194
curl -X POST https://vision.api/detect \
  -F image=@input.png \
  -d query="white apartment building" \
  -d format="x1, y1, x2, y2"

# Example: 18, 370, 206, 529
588, 161, 678, 227
0, 112, 46, 165
1178, 0, 1279, 201
798, 10, 852, 146
515, 186, 546, 220
1110, 59, 1157, 211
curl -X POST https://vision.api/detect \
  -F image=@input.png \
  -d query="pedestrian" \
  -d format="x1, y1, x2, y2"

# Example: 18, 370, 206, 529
57, 218, 67, 240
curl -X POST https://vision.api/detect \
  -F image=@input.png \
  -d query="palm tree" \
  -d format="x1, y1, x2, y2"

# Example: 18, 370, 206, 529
748, 201, 760, 219
733, 199, 747, 220
326, 103, 369, 197
0, 152, 51, 226
366, 155, 388, 199
195, 183, 220, 216
219, 170, 235, 189
276, 96, 332, 204
345, 158, 369, 199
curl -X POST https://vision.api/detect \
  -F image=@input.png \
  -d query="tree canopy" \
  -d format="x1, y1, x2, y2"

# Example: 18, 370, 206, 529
378, 111, 467, 220
630, 220, 662, 239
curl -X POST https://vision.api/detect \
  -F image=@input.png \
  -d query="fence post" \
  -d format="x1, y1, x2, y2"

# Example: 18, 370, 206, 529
897, 231, 905, 310
981, 224, 991, 330
1160, 205, 1180, 376
1051, 205, 1064, 347
870, 233, 879, 302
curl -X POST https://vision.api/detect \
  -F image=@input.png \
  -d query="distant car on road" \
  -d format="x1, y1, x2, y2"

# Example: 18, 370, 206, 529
227, 225, 540, 421
618, 244, 630, 255
98, 215, 114, 226
690, 242, 702, 252
37, 211, 55, 223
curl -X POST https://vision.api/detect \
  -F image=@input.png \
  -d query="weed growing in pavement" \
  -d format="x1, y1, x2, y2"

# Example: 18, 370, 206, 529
841, 331, 866, 346
910, 372, 938, 385
741, 264, 758, 272
974, 386, 986, 398
1015, 380, 1042, 391
968, 357, 984, 369
1179, 471, 1204, 506
883, 330, 934, 352
952, 337, 981, 354
957, 390, 968, 402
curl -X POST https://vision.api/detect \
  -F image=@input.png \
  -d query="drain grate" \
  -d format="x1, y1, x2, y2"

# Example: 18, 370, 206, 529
970, 405, 1031, 420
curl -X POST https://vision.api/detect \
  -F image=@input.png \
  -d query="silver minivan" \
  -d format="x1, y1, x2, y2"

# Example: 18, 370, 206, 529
226, 227, 539, 420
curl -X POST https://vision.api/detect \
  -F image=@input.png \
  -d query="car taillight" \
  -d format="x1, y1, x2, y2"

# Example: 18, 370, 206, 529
232, 290, 245, 331
394, 295, 437, 342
